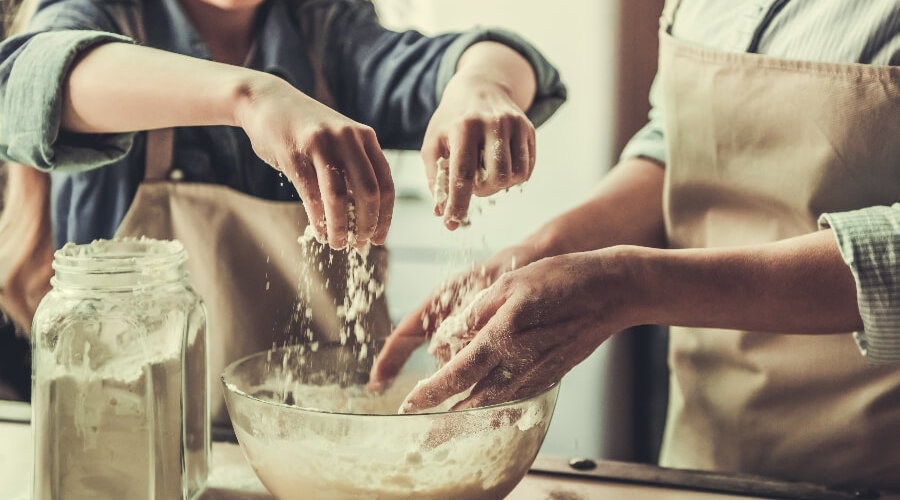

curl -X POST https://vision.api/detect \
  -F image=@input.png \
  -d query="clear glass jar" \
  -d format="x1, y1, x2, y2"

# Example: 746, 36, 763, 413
31, 239, 208, 500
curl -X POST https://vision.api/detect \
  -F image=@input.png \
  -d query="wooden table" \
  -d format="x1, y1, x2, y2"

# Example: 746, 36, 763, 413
1, 401, 893, 500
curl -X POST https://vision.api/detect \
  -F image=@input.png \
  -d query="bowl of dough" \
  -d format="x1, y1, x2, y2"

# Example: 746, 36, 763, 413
221, 343, 560, 500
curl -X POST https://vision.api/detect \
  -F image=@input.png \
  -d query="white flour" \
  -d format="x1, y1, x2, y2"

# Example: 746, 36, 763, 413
432, 157, 450, 210
427, 287, 491, 366
296, 225, 384, 359
232, 372, 549, 500
31, 239, 206, 500
33, 344, 184, 499
431, 156, 487, 226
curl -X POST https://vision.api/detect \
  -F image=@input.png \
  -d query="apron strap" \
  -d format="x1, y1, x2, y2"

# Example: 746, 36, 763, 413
144, 128, 175, 182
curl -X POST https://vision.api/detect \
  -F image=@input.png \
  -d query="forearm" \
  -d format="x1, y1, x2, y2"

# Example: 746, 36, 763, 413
450, 41, 537, 113
524, 157, 667, 260
62, 42, 279, 133
629, 229, 861, 333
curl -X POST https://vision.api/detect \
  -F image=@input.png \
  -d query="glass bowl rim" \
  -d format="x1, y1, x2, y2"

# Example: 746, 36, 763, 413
220, 345, 560, 418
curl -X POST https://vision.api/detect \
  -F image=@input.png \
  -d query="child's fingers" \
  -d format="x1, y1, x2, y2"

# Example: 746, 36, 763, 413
477, 120, 512, 197
364, 133, 394, 246
338, 133, 380, 247
444, 124, 480, 230
281, 151, 326, 241
311, 140, 350, 249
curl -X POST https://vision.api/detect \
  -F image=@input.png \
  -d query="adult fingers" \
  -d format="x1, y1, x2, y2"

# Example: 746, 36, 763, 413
368, 335, 424, 393
451, 364, 519, 411
282, 150, 326, 241
509, 340, 588, 401
364, 132, 394, 246
400, 330, 504, 413
368, 301, 430, 390
444, 122, 481, 230
464, 277, 512, 332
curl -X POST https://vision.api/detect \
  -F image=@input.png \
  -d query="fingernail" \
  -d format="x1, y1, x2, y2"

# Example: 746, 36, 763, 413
398, 399, 416, 415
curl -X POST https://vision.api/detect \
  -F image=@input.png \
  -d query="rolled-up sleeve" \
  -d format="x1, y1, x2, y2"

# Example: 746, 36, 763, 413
620, 74, 667, 165
0, 0, 135, 172
434, 27, 566, 129
819, 204, 900, 365
314, 1, 565, 150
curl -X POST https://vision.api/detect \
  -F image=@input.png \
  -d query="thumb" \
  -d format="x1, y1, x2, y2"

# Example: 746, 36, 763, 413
368, 301, 430, 391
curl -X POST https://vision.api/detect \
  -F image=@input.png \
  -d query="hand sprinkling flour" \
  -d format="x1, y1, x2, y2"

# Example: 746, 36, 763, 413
432, 156, 493, 228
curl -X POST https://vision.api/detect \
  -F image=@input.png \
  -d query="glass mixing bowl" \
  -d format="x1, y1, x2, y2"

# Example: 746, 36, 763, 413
221, 344, 560, 500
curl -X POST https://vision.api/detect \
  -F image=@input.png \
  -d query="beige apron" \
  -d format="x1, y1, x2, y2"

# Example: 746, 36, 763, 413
115, 130, 391, 421
658, 0, 900, 491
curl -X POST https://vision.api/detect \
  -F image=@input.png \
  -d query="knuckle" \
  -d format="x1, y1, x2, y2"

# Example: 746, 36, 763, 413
304, 128, 329, 146
460, 116, 484, 132
333, 124, 358, 139
496, 114, 515, 130
326, 189, 350, 208
358, 125, 377, 141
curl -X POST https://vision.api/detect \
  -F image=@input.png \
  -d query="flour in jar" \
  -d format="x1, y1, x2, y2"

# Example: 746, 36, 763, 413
33, 342, 184, 499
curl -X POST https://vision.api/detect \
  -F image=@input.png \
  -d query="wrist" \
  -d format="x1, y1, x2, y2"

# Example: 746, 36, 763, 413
227, 71, 287, 128
445, 71, 517, 105
600, 245, 662, 329
525, 222, 574, 261
453, 41, 536, 112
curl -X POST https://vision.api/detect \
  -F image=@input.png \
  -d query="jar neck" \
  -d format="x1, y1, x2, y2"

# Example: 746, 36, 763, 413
51, 239, 189, 293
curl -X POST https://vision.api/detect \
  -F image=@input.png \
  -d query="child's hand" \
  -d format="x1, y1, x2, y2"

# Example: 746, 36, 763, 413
235, 76, 394, 249
422, 74, 536, 230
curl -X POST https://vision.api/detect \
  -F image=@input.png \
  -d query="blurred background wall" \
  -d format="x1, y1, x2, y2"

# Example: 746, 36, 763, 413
374, 0, 666, 463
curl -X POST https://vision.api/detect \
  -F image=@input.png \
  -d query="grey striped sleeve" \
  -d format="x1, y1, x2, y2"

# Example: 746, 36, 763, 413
619, 75, 667, 165
819, 204, 900, 365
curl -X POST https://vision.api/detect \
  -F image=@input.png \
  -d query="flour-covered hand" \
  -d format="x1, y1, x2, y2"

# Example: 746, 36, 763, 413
368, 244, 543, 392
422, 75, 535, 230
421, 39, 538, 231
235, 76, 394, 249
399, 248, 638, 412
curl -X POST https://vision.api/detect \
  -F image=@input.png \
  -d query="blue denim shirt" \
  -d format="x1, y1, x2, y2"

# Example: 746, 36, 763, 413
0, 0, 566, 247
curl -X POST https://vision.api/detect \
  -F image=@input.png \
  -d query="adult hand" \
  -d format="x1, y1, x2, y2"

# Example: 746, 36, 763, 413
235, 76, 394, 249
422, 74, 535, 230
398, 248, 638, 413
368, 243, 544, 392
